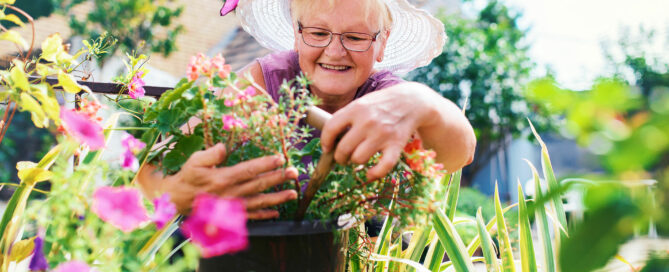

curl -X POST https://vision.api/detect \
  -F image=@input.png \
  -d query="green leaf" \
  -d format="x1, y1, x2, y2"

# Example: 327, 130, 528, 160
526, 160, 557, 272
404, 228, 430, 271
162, 150, 187, 173
19, 93, 48, 128
58, 71, 82, 94
528, 120, 569, 242
9, 62, 29, 91
1, 14, 24, 27
494, 183, 516, 272
0, 30, 28, 50
559, 184, 638, 272
445, 170, 461, 220
476, 208, 499, 272
41, 34, 66, 63
466, 203, 519, 257
517, 182, 537, 272
432, 208, 475, 272
174, 135, 204, 157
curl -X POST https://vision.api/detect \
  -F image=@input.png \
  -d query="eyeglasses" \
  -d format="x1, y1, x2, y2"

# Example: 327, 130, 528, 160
298, 21, 380, 52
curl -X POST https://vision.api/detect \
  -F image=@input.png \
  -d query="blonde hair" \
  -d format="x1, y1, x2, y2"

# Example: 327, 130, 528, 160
290, 0, 393, 31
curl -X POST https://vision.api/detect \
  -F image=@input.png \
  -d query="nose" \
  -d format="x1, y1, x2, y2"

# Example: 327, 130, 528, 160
324, 34, 347, 57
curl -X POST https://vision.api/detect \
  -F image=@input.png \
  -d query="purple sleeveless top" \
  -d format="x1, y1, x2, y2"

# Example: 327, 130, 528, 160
256, 50, 403, 186
257, 50, 403, 103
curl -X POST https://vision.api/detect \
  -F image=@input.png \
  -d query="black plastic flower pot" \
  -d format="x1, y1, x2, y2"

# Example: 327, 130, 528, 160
198, 220, 349, 272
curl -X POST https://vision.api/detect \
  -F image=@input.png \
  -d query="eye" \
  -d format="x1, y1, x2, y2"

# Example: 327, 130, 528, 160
344, 34, 369, 42
307, 30, 330, 37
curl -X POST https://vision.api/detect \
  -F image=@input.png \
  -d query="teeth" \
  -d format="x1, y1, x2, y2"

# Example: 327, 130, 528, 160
321, 64, 349, 70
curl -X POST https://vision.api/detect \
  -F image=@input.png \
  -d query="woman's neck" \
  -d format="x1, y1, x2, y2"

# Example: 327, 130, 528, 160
310, 88, 356, 114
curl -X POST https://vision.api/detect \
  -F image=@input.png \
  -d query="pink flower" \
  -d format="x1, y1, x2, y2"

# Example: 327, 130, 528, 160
53, 261, 94, 272
222, 114, 247, 130
152, 193, 177, 229
220, 0, 239, 16
60, 107, 105, 150
237, 86, 257, 101
128, 71, 146, 99
187, 54, 207, 81
120, 133, 145, 171
180, 194, 248, 258
224, 98, 235, 107
211, 54, 232, 79
92, 186, 149, 233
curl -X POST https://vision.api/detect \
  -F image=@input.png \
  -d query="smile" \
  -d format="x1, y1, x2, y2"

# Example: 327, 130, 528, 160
319, 63, 351, 71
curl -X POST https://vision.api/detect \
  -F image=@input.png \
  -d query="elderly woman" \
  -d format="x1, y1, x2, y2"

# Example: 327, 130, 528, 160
138, 0, 476, 219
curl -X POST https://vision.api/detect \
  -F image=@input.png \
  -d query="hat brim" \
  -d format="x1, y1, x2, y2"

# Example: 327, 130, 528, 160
237, 0, 446, 75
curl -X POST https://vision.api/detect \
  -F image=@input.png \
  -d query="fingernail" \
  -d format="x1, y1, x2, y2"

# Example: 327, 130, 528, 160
275, 155, 286, 166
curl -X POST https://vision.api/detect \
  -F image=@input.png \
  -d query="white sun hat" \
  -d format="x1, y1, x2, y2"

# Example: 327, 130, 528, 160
234, 0, 446, 75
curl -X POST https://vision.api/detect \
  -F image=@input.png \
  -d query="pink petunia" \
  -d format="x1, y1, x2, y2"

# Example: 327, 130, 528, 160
52, 261, 94, 272
220, 0, 239, 16
60, 107, 105, 150
92, 186, 149, 233
128, 71, 146, 99
120, 133, 146, 171
152, 193, 177, 229
180, 194, 248, 258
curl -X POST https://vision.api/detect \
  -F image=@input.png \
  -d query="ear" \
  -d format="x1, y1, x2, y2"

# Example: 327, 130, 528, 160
375, 29, 391, 62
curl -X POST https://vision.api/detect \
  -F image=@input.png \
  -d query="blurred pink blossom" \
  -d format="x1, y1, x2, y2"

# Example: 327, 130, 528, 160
211, 54, 232, 78
180, 194, 248, 258
237, 86, 256, 101
222, 114, 247, 130
52, 261, 94, 272
60, 107, 105, 150
128, 71, 146, 99
152, 193, 177, 229
120, 133, 145, 171
92, 186, 149, 233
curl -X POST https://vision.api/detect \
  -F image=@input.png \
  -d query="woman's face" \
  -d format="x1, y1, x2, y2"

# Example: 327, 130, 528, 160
294, 0, 388, 100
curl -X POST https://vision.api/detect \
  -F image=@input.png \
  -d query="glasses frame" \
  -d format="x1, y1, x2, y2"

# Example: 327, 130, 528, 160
297, 21, 380, 52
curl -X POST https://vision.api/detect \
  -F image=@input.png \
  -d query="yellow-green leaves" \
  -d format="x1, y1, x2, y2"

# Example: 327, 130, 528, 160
0, 30, 27, 50
9, 61, 29, 91
0, 0, 16, 4
17, 161, 53, 185
494, 183, 516, 272
41, 34, 73, 64
476, 208, 499, 272
19, 92, 48, 128
0, 11, 24, 27
7, 237, 35, 263
517, 182, 537, 272
58, 70, 82, 94
30, 84, 60, 121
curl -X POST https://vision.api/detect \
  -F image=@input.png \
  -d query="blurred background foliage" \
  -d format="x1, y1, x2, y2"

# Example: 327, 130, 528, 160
408, 0, 555, 186
51, 0, 184, 63
526, 31, 669, 270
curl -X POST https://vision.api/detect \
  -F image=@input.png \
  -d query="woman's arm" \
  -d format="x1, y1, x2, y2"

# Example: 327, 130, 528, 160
320, 81, 476, 179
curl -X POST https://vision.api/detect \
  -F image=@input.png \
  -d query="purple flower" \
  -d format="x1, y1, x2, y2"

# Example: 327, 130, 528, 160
92, 186, 149, 233
152, 193, 177, 229
29, 235, 48, 271
120, 133, 146, 171
180, 194, 248, 258
220, 0, 239, 16
60, 107, 105, 150
128, 71, 146, 99
53, 261, 93, 272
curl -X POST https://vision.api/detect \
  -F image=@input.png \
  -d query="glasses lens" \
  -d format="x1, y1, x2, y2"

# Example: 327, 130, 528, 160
342, 33, 373, 51
302, 28, 331, 47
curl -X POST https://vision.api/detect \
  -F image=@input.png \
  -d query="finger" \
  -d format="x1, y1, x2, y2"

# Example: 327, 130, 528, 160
366, 146, 402, 181
225, 167, 298, 196
247, 209, 280, 220
321, 110, 352, 153
220, 154, 285, 182
244, 190, 298, 211
333, 126, 366, 164
349, 139, 379, 165
186, 143, 227, 168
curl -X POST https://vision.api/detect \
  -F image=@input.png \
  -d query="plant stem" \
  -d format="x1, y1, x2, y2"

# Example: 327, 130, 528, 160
5, 5, 36, 61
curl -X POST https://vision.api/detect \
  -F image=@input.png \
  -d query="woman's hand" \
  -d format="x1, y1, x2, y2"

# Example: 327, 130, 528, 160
320, 82, 476, 180
138, 143, 298, 220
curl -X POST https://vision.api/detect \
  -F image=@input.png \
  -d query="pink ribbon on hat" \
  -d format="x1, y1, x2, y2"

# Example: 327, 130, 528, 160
220, 0, 239, 16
